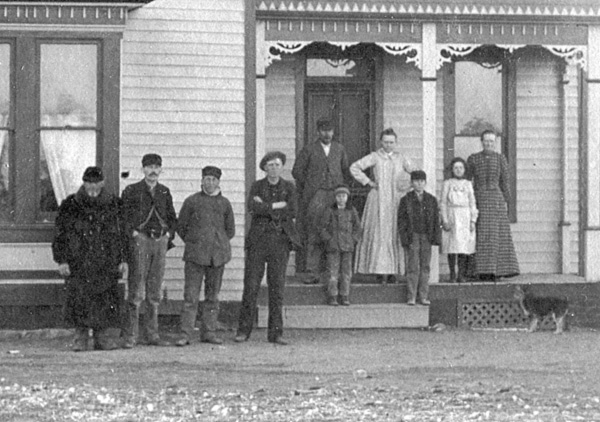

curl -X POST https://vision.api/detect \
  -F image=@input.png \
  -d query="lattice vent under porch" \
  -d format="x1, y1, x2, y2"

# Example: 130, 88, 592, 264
460, 301, 559, 331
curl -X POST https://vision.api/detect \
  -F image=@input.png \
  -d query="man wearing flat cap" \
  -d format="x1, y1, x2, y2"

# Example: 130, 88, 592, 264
175, 165, 235, 346
121, 153, 177, 348
52, 166, 128, 351
292, 118, 351, 284
235, 151, 298, 345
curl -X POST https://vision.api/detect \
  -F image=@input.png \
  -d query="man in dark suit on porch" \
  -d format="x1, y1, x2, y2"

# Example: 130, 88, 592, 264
292, 118, 351, 285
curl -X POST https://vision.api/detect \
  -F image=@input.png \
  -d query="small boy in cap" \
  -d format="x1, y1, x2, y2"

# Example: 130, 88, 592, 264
319, 184, 361, 306
398, 170, 441, 306
176, 165, 235, 346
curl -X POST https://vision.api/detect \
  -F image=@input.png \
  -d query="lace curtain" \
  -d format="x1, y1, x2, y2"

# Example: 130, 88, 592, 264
40, 114, 96, 206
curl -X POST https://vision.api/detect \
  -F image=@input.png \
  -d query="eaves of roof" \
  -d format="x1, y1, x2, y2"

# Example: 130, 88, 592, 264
256, 0, 600, 21
0, 0, 154, 9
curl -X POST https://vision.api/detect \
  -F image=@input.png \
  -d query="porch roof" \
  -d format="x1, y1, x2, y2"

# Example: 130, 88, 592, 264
257, 0, 600, 20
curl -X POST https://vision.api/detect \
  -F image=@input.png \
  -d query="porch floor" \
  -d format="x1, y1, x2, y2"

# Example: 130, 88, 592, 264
286, 272, 587, 285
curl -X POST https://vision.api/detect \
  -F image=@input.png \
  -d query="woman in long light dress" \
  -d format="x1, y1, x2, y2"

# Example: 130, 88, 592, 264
350, 128, 415, 283
441, 157, 478, 283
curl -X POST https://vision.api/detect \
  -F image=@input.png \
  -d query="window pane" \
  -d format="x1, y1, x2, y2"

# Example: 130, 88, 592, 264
454, 135, 502, 161
455, 62, 502, 136
0, 45, 11, 222
40, 44, 97, 127
40, 130, 96, 213
307, 58, 373, 78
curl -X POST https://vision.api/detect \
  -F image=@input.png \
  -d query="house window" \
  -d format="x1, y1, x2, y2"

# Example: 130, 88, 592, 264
0, 33, 121, 242
445, 46, 516, 222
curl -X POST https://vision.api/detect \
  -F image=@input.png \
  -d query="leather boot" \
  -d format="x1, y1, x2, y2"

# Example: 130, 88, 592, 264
93, 329, 120, 351
448, 254, 457, 283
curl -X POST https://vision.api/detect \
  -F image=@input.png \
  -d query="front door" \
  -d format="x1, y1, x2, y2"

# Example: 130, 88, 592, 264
295, 84, 373, 272
305, 83, 373, 213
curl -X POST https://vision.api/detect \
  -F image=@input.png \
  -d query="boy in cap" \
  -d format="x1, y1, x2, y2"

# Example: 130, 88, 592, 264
176, 166, 235, 346
398, 170, 442, 306
121, 153, 177, 348
52, 166, 128, 351
320, 184, 361, 306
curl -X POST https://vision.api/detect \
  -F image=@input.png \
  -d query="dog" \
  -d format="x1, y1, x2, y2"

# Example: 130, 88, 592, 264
513, 285, 568, 334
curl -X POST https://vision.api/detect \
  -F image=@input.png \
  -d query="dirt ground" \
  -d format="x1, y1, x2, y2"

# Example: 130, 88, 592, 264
1, 327, 600, 421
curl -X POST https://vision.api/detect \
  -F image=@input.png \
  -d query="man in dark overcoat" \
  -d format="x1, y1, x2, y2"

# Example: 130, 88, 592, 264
121, 153, 177, 347
52, 166, 128, 351
235, 151, 297, 345
292, 118, 351, 284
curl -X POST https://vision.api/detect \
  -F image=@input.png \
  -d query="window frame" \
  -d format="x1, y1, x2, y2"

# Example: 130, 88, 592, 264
443, 46, 517, 223
1, 31, 121, 242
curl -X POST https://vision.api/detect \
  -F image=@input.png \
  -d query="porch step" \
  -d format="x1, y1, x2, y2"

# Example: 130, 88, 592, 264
257, 303, 429, 329
258, 282, 409, 306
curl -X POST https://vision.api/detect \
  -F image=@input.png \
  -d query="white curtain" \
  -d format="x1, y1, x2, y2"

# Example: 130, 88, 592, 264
40, 114, 96, 205
0, 113, 9, 193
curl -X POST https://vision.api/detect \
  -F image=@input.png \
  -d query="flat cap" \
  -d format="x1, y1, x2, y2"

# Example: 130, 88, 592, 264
202, 166, 222, 180
142, 153, 162, 167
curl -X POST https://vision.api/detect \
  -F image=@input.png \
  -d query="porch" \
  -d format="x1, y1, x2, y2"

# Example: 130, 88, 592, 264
256, 273, 598, 330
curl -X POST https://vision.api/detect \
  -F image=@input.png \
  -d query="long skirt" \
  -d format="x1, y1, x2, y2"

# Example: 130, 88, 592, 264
475, 190, 519, 277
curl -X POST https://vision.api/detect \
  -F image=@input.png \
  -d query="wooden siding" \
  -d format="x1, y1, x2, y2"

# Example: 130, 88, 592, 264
513, 53, 563, 273
265, 57, 298, 182
121, 0, 246, 301
383, 56, 423, 168
565, 63, 581, 273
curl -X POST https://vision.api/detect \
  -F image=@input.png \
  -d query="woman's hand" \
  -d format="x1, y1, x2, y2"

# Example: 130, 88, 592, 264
368, 180, 378, 190
272, 201, 287, 210
253, 196, 263, 203
470, 221, 476, 232
442, 222, 451, 231
58, 263, 71, 277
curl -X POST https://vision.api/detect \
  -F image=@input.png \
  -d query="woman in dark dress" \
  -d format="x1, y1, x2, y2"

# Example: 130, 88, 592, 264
467, 130, 519, 281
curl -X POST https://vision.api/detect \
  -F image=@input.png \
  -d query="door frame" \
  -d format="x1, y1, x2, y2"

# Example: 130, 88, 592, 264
294, 44, 384, 156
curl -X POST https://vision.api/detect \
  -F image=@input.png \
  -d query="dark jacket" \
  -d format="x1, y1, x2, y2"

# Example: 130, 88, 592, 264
398, 190, 442, 248
52, 187, 127, 293
320, 204, 362, 253
121, 179, 177, 248
292, 141, 351, 207
177, 190, 235, 267
245, 177, 299, 250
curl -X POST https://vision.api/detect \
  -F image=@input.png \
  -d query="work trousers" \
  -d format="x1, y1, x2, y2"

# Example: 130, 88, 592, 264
180, 261, 224, 340
237, 232, 290, 341
124, 233, 168, 342
404, 233, 432, 302
326, 251, 352, 297
306, 189, 335, 283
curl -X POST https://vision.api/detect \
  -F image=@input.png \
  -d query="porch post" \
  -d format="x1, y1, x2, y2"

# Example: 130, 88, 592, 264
559, 65, 571, 274
584, 26, 600, 281
421, 22, 439, 282
255, 21, 267, 176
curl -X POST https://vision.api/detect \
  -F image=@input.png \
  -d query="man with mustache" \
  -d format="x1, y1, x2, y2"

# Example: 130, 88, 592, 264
292, 118, 351, 285
52, 166, 128, 351
121, 153, 177, 348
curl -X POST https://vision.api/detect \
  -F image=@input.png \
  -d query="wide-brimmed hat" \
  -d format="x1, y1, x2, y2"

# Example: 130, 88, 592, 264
259, 151, 286, 171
